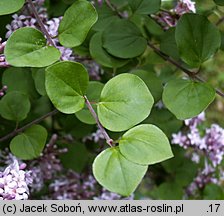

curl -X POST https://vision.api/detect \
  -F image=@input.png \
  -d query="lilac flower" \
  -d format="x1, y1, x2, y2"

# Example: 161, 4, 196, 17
175, 0, 196, 15
186, 162, 217, 197
0, 85, 7, 98
83, 128, 105, 143
0, 158, 33, 200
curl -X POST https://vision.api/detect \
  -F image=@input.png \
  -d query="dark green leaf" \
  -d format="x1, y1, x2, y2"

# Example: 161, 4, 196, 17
10, 125, 47, 160
102, 19, 147, 58
0, 91, 30, 122
175, 14, 221, 67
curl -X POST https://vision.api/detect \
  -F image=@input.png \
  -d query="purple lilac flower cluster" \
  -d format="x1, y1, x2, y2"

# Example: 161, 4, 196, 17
172, 112, 224, 167
0, 158, 33, 200
0, 38, 8, 68
154, 0, 196, 30
185, 162, 218, 197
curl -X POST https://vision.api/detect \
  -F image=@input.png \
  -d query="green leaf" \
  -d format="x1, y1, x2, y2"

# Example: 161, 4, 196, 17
160, 28, 179, 60
76, 81, 104, 124
0, 91, 30, 122
162, 79, 216, 120
2, 67, 38, 99
214, 0, 224, 6
93, 147, 148, 196
90, 32, 129, 68
10, 125, 47, 160
60, 142, 88, 172
0, 0, 25, 15
175, 14, 221, 67
128, 0, 161, 15
98, 73, 154, 132
58, 0, 98, 48
4, 27, 61, 67
119, 124, 173, 165
32, 68, 47, 96
45, 61, 89, 114
102, 19, 147, 59
131, 69, 163, 102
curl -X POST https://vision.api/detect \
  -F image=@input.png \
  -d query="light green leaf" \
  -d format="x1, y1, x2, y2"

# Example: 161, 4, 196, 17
0, 0, 25, 15
0, 91, 30, 122
93, 147, 148, 196
175, 14, 221, 67
58, 0, 98, 48
76, 81, 104, 124
4, 27, 61, 67
45, 61, 89, 114
131, 69, 163, 102
90, 32, 129, 68
10, 125, 47, 160
97, 73, 154, 132
162, 79, 216, 120
119, 124, 173, 165
128, 0, 161, 15
102, 19, 147, 59
32, 68, 47, 96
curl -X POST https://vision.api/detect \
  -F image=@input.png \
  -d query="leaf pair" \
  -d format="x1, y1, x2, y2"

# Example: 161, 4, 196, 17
4, 0, 98, 67
93, 124, 173, 196
45, 61, 154, 132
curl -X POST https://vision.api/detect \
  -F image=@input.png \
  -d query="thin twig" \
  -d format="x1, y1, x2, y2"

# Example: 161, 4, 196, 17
0, 109, 59, 143
27, 0, 56, 47
105, 0, 124, 18
216, 16, 224, 26
147, 42, 224, 98
84, 95, 114, 147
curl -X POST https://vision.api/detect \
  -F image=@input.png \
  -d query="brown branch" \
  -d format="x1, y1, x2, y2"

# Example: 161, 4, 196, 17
105, 0, 124, 18
84, 95, 114, 147
0, 109, 59, 143
147, 42, 224, 98
216, 16, 224, 26
27, 0, 57, 47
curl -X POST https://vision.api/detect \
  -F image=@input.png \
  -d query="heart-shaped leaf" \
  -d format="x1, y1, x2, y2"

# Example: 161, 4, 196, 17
45, 61, 89, 114
175, 14, 221, 67
10, 125, 47, 160
5, 27, 61, 67
102, 19, 147, 59
0, 91, 30, 122
119, 124, 173, 165
162, 79, 216, 120
93, 147, 148, 196
58, 0, 98, 48
97, 73, 154, 132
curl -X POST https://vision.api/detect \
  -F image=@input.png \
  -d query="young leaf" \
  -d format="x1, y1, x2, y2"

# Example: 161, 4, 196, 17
76, 81, 104, 124
102, 19, 147, 58
4, 27, 61, 67
58, 0, 98, 48
0, 91, 30, 122
175, 14, 221, 68
93, 147, 148, 196
89, 32, 129, 68
97, 73, 154, 132
0, 0, 25, 15
119, 124, 173, 165
162, 79, 216, 120
128, 0, 161, 15
45, 61, 89, 114
10, 125, 47, 160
